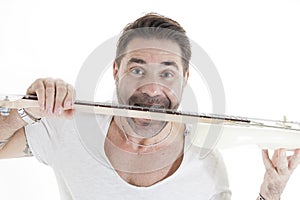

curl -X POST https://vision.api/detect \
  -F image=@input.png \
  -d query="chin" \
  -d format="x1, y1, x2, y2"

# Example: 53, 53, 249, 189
127, 117, 167, 138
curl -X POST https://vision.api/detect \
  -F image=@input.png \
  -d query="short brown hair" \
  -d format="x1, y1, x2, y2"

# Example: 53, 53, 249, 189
115, 13, 191, 74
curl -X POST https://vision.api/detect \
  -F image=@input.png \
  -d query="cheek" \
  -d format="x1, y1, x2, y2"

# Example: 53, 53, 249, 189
165, 80, 184, 96
116, 75, 139, 103
160, 85, 183, 107
167, 91, 180, 103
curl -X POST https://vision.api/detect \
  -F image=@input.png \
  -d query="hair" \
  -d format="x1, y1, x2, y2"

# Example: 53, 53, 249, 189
115, 13, 191, 75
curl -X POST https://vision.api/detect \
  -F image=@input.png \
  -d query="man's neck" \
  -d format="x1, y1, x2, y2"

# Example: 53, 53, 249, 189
115, 117, 177, 148
104, 118, 186, 179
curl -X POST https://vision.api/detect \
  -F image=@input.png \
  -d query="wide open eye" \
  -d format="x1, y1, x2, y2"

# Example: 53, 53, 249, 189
130, 67, 145, 76
160, 71, 174, 78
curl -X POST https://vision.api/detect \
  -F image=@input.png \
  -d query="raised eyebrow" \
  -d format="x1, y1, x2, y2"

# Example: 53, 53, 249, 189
160, 61, 179, 70
127, 58, 146, 65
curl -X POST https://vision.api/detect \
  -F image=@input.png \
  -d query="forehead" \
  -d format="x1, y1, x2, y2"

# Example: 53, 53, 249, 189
122, 38, 182, 63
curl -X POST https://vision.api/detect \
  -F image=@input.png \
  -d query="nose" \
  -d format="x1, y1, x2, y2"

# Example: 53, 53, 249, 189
139, 84, 164, 97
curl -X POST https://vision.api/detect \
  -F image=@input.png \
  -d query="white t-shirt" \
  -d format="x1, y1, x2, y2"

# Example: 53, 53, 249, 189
25, 112, 231, 200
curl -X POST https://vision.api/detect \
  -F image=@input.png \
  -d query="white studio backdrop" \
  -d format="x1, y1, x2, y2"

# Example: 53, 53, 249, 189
0, 0, 300, 199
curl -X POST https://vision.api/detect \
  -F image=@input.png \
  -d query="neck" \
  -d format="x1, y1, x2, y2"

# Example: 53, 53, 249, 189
105, 118, 186, 175
114, 116, 182, 148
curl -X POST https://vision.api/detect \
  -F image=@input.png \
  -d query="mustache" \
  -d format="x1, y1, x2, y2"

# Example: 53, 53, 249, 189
128, 93, 171, 109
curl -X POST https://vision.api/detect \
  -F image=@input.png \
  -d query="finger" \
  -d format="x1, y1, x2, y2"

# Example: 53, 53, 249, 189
44, 78, 55, 114
54, 79, 67, 115
272, 149, 279, 167
27, 79, 46, 110
289, 149, 300, 170
276, 148, 289, 175
262, 149, 275, 170
63, 84, 75, 109
26, 84, 35, 95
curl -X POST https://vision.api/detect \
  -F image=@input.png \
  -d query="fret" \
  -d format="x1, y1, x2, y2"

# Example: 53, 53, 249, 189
1, 94, 300, 149
1, 94, 300, 131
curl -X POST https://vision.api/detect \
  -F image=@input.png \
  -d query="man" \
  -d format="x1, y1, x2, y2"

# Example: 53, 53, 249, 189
0, 13, 299, 200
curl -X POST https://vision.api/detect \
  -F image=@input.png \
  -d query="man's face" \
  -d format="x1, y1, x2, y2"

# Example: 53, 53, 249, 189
114, 38, 188, 136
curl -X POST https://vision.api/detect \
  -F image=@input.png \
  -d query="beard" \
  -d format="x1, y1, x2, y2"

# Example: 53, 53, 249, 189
118, 92, 173, 138
128, 93, 171, 109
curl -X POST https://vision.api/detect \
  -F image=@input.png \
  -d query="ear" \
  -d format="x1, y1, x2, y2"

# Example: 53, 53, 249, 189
113, 61, 119, 80
183, 70, 189, 86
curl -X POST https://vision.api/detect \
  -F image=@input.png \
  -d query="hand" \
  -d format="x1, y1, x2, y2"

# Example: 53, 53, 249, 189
259, 148, 300, 200
25, 78, 75, 118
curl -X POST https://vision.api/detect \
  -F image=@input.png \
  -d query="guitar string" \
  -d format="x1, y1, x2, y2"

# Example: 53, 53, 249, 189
1, 95, 300, 130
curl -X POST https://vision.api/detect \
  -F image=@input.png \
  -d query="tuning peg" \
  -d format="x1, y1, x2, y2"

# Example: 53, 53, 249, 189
0, 96, 10, 116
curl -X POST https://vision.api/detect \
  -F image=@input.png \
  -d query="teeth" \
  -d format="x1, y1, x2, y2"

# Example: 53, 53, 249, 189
133, 103, 164, 109
151, 105, 164, 109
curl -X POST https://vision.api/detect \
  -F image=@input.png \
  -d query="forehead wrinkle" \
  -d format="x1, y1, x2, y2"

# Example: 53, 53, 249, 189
125, 50, 181, 65
126, 47, 181, 57
125, 38, 181, 55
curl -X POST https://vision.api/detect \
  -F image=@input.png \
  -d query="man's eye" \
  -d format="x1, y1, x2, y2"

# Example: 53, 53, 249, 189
131, 68, 144, 75
161, 72, 174, 78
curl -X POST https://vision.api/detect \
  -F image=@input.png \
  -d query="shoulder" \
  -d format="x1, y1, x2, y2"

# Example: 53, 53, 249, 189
183, 145, 231, 195
185, 144, 225, 170
184, 144, 229, 180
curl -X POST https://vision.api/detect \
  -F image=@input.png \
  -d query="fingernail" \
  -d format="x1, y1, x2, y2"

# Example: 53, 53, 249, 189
47, 107, 52, 114
57, 107, 62, 115
65, 101, 71, 108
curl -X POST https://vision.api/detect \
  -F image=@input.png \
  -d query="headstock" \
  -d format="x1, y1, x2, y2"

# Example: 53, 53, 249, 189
0, 95, 10, 116
0, 94, 39, 116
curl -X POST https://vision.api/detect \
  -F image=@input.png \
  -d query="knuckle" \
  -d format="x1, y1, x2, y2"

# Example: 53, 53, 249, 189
68, 85, 76, 96
44, 80, 54, 88
35, 78, 46, 83
35, 87, 45, 94
56, 78, 65, 84
56, 86, 67, 94
33, 78, 42, 85
68, 83, 74, 89
35, 80, 44, 88
30, 79, 41, 87
45, 87, 55, 94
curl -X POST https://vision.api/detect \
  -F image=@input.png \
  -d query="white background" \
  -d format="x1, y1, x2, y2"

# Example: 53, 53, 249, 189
1, 0, 300, 199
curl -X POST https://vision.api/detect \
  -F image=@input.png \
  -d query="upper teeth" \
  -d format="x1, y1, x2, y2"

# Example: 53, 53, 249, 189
134, 104, 164, 109
151, 105, 164, 109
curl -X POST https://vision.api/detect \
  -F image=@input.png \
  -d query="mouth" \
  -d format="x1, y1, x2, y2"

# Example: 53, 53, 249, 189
130, 104, 165, 126
127, 93, 171, 127
133, 103, 165, 110
128, 93, 171, 110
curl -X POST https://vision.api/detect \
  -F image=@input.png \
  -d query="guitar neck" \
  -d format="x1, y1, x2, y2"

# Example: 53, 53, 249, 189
1, 95, 300, 149
1, 94, 251, 124
0, 94, 299, 129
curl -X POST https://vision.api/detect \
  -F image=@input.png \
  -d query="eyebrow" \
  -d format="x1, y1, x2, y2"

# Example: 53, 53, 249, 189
128, 58, 146, 65
128, 58, 179, 70
160, 61, 179, 70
